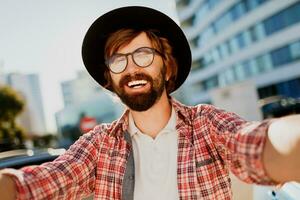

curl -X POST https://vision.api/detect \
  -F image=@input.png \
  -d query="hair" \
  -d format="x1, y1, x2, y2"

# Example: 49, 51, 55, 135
103, 28, 178, 94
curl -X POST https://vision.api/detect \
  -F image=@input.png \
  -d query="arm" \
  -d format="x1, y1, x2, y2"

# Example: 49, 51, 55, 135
0, 131, 100, 200
0, 172, 16, 200
263, 114, 300, 182
202, 104, 277, 184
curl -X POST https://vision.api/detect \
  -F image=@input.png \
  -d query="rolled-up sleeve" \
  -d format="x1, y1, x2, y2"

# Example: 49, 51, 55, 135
203, 105, 278, 185
2, 131, 99, 200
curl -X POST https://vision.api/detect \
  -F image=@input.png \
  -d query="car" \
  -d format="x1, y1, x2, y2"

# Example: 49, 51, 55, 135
259, 96, 300, 119
0, 148, 94, 199
0, 148, 66, 169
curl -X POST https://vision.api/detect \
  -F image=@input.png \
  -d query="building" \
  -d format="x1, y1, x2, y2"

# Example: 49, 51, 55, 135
56, 92, 124, 132
61, 71, 102, 107
175, 0, 300, 105
56, 70, 124, 146
0, 73, 46, 135
175, 0, 300, 199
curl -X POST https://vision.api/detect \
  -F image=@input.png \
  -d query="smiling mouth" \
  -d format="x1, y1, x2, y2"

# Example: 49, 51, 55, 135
127, 80, 148, 89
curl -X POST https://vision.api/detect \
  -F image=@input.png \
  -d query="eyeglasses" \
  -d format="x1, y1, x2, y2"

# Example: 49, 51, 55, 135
105, 47, 162, 74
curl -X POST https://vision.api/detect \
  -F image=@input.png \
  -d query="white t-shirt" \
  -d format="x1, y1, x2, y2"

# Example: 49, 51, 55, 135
127, 107, 179, 200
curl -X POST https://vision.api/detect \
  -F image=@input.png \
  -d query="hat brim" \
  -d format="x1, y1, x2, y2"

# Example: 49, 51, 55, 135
82, 6, 191, 93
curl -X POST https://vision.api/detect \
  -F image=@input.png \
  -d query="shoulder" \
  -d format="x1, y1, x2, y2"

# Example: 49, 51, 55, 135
90, 119, 123, 138
184, 103, 221, 121
171, 98, 222, 122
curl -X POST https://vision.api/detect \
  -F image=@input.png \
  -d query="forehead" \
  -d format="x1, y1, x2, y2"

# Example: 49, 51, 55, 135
116, 32, 153, 54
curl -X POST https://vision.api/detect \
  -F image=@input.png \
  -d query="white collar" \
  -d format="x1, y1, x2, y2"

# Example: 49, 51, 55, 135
127, 106, 177, 137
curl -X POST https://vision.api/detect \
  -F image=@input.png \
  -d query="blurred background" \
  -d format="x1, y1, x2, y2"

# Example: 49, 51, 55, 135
1, 0, 300, 199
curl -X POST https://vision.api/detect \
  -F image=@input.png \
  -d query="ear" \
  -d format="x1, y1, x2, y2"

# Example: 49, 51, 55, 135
165, 64, 171, 81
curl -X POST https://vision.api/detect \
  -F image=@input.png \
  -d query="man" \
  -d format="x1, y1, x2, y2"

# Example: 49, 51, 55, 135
0, 6, 300, 200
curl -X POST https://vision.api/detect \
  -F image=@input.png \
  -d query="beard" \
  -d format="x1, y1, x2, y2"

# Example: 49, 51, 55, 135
112, 66, 166, 111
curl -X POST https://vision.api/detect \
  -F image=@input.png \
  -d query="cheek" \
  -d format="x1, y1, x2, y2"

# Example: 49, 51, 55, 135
110, 73, 121, 86
149, 58, 164, 75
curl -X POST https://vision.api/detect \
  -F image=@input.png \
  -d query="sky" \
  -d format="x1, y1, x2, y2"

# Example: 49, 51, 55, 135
0, 0, 178, 132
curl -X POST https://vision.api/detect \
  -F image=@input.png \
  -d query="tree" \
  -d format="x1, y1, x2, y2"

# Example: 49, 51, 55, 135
0, 85, 26, 151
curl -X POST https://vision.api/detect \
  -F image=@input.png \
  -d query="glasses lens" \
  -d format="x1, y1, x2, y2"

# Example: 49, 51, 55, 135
109, 55, 127, 73
133, 48, 154, 67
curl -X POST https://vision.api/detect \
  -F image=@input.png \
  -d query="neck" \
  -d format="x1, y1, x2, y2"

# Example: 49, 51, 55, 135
130, 90, 172, 139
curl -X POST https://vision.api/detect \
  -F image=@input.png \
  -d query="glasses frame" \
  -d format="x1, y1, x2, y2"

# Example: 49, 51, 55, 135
105, 47, 162, 74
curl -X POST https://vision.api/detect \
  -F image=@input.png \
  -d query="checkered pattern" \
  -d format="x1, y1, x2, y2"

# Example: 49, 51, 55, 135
4, 98, 277, 199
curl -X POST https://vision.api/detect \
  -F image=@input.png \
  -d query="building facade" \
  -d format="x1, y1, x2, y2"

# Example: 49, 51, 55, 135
61, 71, 103, 107
175, 0, 300, 199
176, 0, 300, 105
56, 70, 124, 146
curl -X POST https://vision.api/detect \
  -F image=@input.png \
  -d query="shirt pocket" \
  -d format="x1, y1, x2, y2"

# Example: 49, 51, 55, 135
196, 157, 216, 168
195, 155, 219, 184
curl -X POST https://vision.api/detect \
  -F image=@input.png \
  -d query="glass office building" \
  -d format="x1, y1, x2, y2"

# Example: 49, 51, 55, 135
175, 1, 300, 199
176, 0, 300, 105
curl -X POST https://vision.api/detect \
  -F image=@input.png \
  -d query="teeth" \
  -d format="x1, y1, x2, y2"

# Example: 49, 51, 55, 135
128, 80, 147, 87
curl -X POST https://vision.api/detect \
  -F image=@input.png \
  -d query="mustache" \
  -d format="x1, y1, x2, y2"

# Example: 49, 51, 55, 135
119, 73, 153, 87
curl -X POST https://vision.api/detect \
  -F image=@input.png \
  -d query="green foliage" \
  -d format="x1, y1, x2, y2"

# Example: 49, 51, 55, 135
0, 86, 24, 121
0, 85, 26, 152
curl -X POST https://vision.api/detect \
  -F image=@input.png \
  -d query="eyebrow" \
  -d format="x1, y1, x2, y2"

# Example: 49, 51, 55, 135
112, 46, 153, 55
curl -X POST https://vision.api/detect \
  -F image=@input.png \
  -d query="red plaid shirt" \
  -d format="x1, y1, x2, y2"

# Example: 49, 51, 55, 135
4, 99, 277, 199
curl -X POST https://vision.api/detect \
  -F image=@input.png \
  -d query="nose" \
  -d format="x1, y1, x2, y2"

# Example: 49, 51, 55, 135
125, 54, 140, 73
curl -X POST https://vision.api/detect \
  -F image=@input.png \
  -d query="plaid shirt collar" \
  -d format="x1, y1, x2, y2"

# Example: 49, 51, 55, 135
112, 97, 193, 139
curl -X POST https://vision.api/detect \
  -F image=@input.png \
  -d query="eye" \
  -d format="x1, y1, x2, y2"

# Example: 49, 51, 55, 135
135, 47, 153, 56
109, 54, 124, 63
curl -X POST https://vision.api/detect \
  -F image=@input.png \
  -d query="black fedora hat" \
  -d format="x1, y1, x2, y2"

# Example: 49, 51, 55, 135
82, 6, 191, 93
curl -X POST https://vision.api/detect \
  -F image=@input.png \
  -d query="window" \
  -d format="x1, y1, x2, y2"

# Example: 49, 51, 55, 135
271, 46, 291, 67
203, 75, 218, 90
284, 2, 300, 25
198, 26, 215, 47
214, 12, 233, 33
203, 53, 213, 67
242, 60, 252, 77
219, 43, 230, 59
245, 0, 267, 11
255, 54, 273, 73
250, 23, 266, 42
208, 0, 221, 9
264, 2, 300, 35
211, 48, 221, 63
234, 63, 247, 81
242, 30, 252, 47
224, 68, 236, 84
229, 37, 239, 54
245, 0, 260, 10
231, 1, 246, 20
236, 33, 246, 49
265, 12, 285, 35
290, 41, 300, 60
249, 59, 259, 76
193, 0, 222, 25
194, 3, 209, 25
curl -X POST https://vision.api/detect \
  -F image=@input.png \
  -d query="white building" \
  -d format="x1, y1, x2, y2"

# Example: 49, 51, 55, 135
61, 71, 102, 107
176, 0, 300, 105
175, 0, 300, 199
57, 70, 124, 134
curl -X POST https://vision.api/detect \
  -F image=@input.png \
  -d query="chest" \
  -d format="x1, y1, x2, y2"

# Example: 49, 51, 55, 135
94, 128, 232, 199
